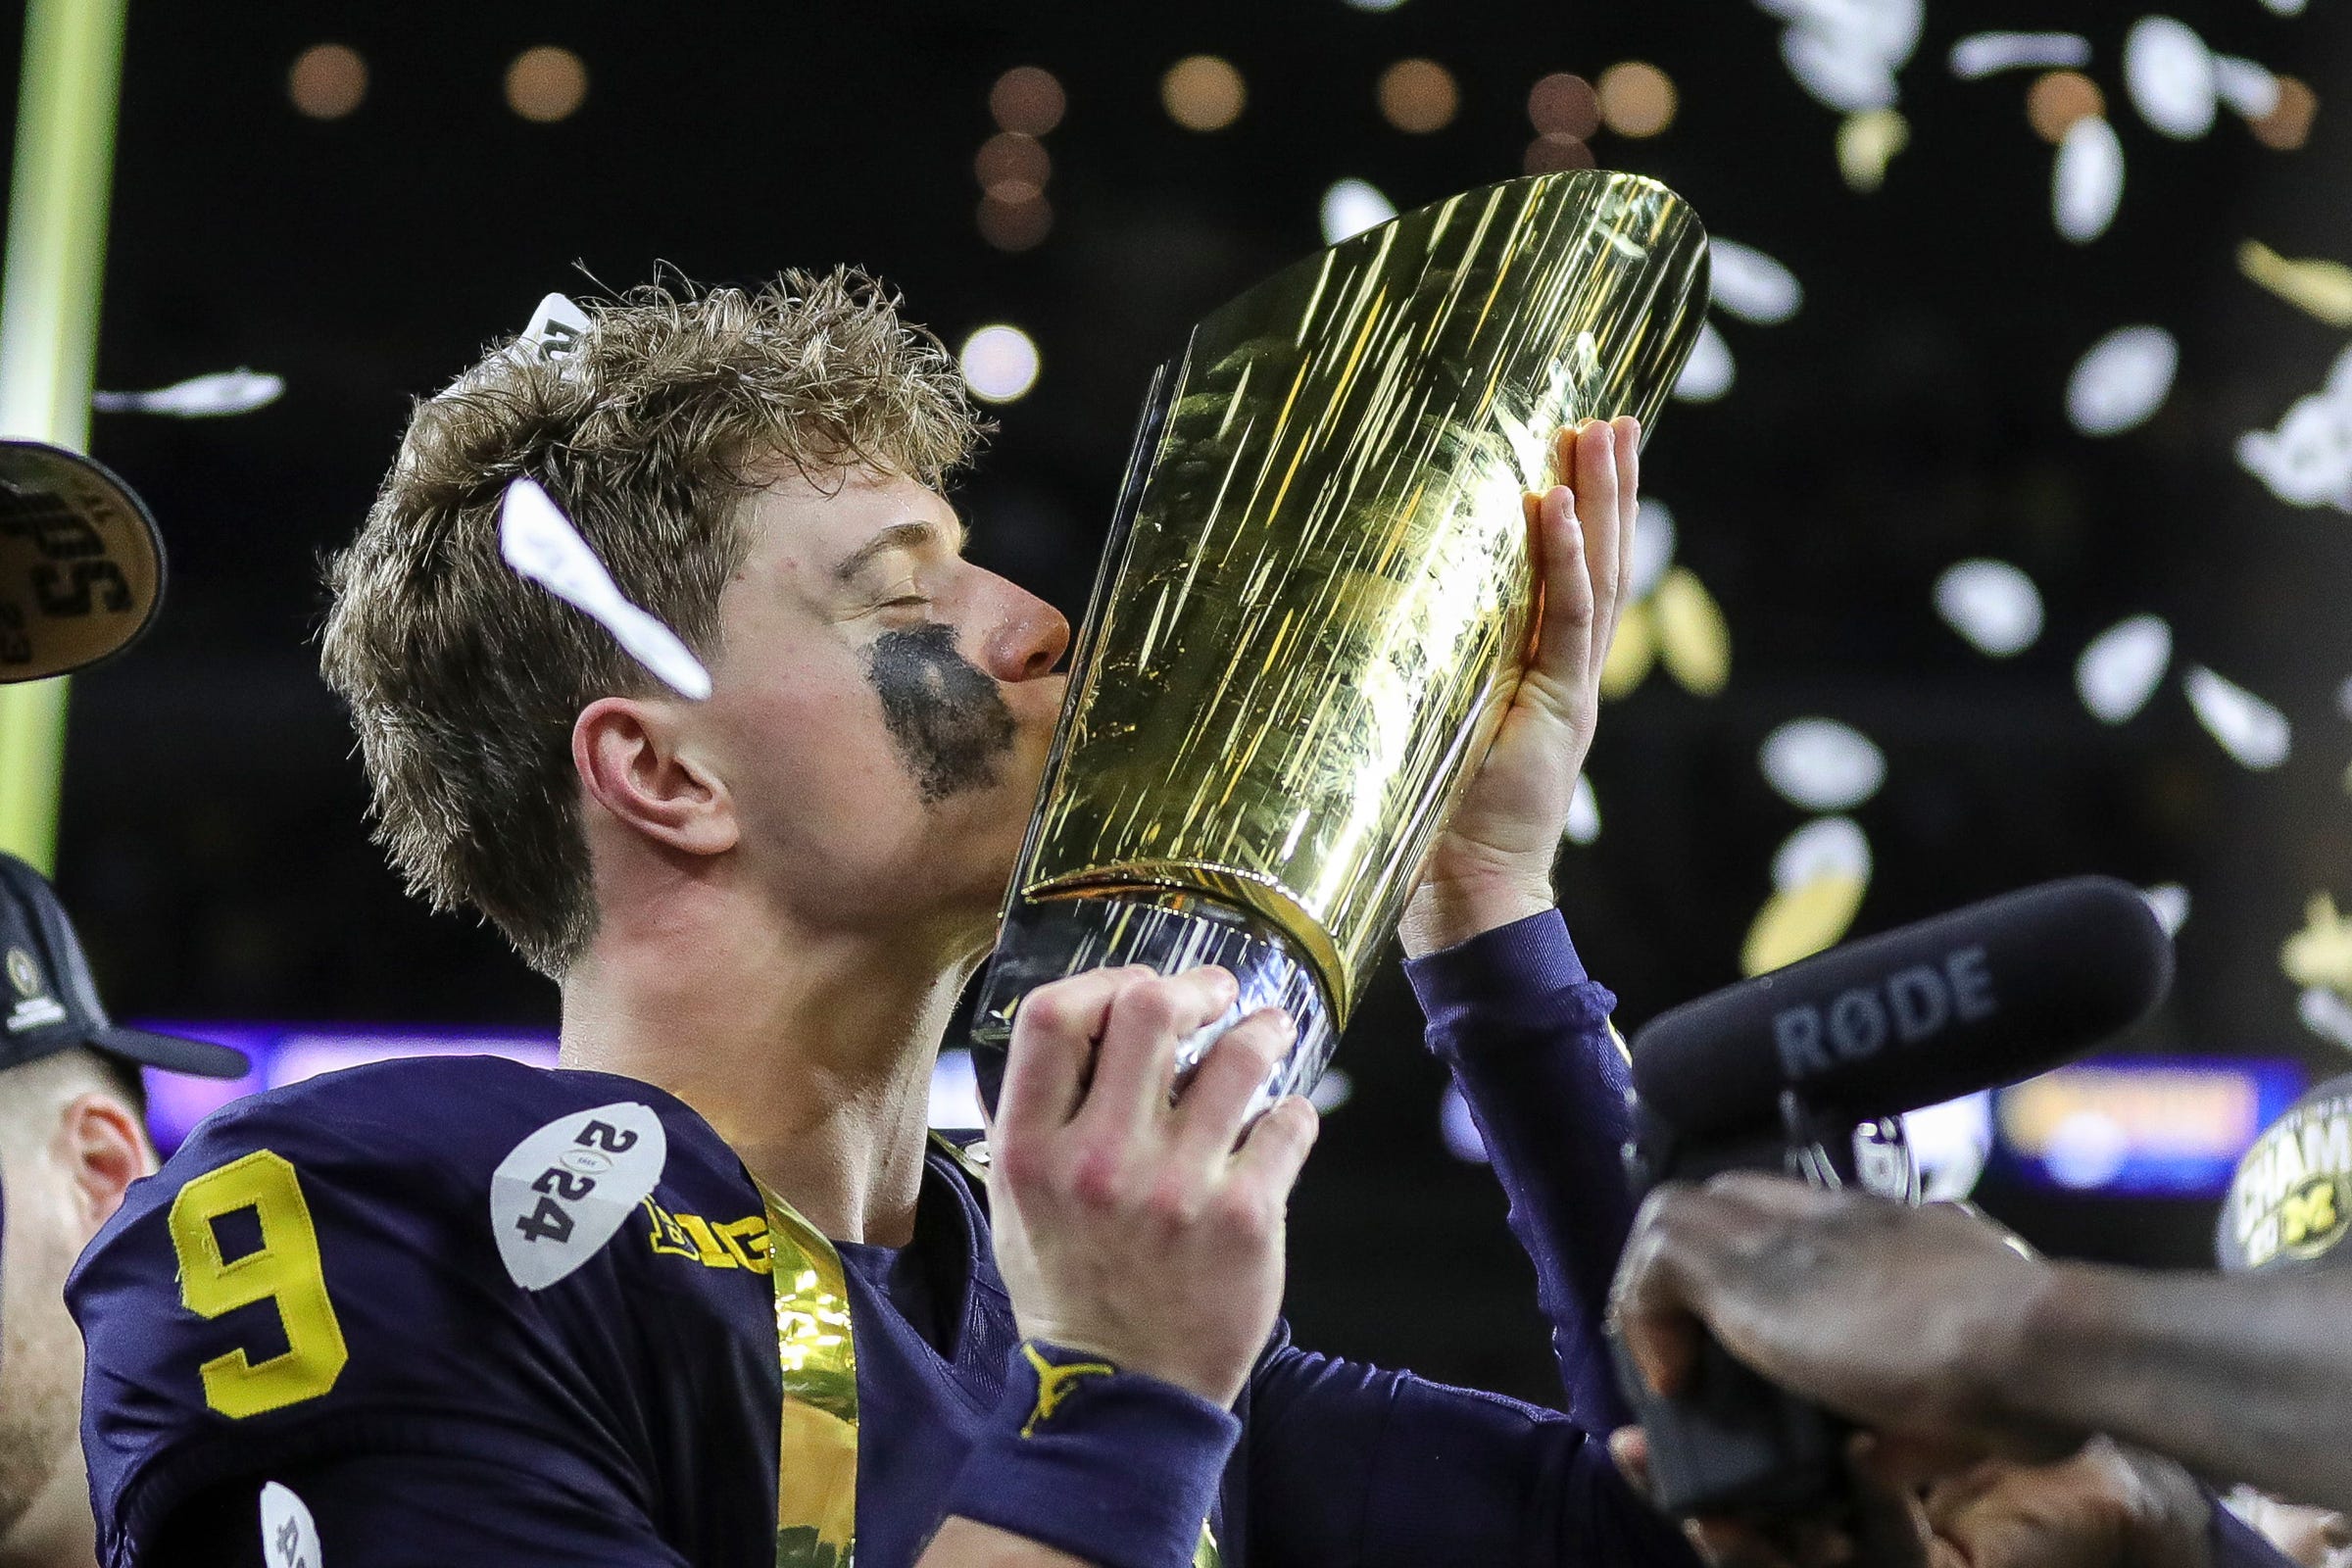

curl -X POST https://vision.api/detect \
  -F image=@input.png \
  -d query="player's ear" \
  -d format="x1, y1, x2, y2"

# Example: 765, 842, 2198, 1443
59, 1092, 154, 1245
573, 696, 738, 858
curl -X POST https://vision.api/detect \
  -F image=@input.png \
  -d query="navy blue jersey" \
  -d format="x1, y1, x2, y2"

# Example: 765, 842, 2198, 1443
73, 913, 1699, 1568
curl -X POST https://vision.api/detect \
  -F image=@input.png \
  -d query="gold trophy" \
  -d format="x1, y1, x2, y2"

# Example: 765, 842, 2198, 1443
972, 172, 1709, 1109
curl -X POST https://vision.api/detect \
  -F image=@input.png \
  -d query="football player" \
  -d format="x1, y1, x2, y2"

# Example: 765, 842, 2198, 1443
73, 274, 1683, 1568
0, 854, 247, 1568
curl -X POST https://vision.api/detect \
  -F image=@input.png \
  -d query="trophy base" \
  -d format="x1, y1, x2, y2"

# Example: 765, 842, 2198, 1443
969, 891, 1338, 1120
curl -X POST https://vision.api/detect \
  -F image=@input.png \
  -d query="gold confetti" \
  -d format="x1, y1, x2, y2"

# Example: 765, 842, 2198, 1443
1654, 566, 1731, 695
2239, 240, 2352, 327
1742, 873, 1869, 976
2282, 892, 2352, 994
1838, 108, 1909, 193
1600, 599, 1657, 698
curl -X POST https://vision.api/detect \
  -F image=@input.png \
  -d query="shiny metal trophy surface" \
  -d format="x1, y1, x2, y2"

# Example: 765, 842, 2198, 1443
972, 172, 1709, 1111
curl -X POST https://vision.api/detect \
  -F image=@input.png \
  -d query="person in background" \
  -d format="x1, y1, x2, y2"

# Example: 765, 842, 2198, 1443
0, 853, 246, 1568
1606, 1076, 2352, 1568
2211, 1076, 2352, 1568
2, 441, 244, 1568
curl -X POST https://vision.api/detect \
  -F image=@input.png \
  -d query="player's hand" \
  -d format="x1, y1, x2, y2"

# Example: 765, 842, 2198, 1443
1399, 416, 1641, 956
985, 964, 1319, 1408
1608, 1173, 2076, 1466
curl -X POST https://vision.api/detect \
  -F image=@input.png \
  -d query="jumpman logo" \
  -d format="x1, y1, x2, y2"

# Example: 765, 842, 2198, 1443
1020, 1343, 1116, 1438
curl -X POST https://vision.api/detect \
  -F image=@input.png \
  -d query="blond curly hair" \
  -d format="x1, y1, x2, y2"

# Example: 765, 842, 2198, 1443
321, 270, 984, 975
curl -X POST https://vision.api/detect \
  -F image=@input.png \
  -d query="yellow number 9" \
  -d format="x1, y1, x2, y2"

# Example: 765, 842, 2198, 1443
167, 1150, 350, 1419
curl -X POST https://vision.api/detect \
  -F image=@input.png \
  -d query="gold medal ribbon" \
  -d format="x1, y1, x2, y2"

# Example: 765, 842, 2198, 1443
760, 1181, 858, 1568
756, 1147, 1223, 1568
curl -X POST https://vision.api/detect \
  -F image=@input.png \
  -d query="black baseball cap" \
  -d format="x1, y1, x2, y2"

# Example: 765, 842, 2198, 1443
2217, 1072, 2352, 1274
0, 853, 244, 1079
0, 439, 165, 683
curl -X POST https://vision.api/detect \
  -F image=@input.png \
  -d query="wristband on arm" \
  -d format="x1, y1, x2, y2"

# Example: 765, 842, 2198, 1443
939, 1341, 1239, 1568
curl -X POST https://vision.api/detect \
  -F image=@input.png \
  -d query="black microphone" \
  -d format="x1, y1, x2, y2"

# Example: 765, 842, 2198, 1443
1610, 875, 2176, 1519
1633, 875, 2175, 1138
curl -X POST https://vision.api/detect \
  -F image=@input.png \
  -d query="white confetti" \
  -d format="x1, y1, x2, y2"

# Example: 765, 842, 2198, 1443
2054, 116, 2126, 243
1760, 718, 1886, 812
2337, 673, 2352, 720
1630, 499, 1677, 601
1565, 774, 1601, 845
2067, 325, 2179, 436
2261, 0, 2308, 13
500, 477, 714, 701
1709, 240, 1804, 325
2238, 344, 2352, 512
2214, 56, 2282, 120
1760, 0, 1924, 109
2124, 16, 2218, 140
1772, 814, 1873, 892
1674, 320, 1736, 402
91, 368, 284, 417
2184, 665, 2291, 769
1935, 559, 2045, 657
1948, 32, 2092, 79
1781, 24, 1901, 110
2142, 882, 2190, 937
2076, 614, 2173, 723
2302, 986, 2352, 1052
1319, 178, 1396, 245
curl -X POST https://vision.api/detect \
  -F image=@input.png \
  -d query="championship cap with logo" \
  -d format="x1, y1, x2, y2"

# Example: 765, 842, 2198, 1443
0, 439, 165, 684
2217, 1073, 2352, 1274
0, 853, 244, 1079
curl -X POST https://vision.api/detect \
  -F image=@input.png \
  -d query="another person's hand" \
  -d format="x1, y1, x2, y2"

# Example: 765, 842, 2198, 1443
1611, 1430, 2209, 1568
1915, 1442, 2211, 1568
985, 964, 1319, 1407
1609, 1173, 2074, 1466
1399, 416, 1641, 956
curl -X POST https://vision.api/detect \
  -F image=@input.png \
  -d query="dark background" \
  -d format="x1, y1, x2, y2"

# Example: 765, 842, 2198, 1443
11, 0, 2351, 1399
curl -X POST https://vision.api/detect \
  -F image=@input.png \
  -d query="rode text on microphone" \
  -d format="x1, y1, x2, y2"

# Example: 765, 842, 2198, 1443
1611, 876, 2174, 1518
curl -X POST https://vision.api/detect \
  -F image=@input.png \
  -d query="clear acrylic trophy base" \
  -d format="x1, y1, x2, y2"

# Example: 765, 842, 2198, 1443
969, 890, 1339, 1121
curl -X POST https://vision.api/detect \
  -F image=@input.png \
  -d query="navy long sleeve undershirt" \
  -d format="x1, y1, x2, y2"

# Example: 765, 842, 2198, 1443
1403, 907, 1639, 1434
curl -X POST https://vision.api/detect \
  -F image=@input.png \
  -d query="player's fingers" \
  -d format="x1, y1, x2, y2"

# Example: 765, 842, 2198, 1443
1611, 415, 1642, 612
1167, 1008, 1297, 1165
1075, 965, 1239, 1141
1227, 1093, 1320, 1200
1608, 1427, 1657, 1501
996, 966, 1141, 1151
1531, 486, 1596, 679
1573, 418, 1624, 634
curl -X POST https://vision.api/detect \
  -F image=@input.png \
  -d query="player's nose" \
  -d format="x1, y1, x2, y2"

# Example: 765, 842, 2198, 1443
975, 572, 1070, 683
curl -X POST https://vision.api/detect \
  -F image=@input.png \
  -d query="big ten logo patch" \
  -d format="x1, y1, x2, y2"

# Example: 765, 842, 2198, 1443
0, 488, 131, 618
642, 1198, 773, 1274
